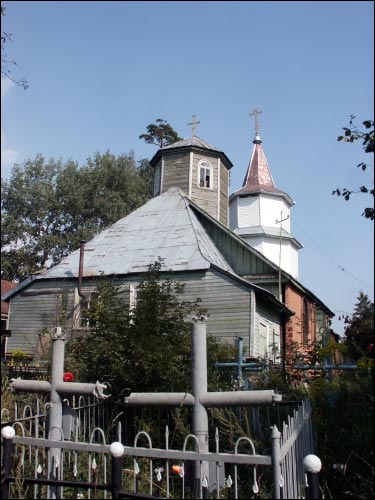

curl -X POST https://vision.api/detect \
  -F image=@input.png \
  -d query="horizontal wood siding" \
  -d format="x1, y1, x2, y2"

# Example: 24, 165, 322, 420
180, 270, 252, 349
238, 196, 259, 227
254, 282, 280, 299
6, 269, 265, 359
7, 287, 65, 355
162, 153, 190, 194
259, 195, 291, 232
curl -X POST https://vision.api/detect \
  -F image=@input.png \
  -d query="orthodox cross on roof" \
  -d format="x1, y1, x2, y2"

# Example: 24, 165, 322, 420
249, 107, 263, 135
188, 114, 201, 137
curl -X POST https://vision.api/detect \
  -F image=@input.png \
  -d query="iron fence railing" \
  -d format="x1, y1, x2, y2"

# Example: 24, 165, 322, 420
1, 400, 314, 499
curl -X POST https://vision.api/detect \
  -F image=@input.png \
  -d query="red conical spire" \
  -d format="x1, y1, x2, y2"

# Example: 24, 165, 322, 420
242, 134, 276, 190
236, 135, 284, 196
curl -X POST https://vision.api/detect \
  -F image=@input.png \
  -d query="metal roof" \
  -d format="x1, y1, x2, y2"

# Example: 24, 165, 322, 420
1, 187, 332, 316
161, 136, 222, 152
149, 135, 233, 169
231, 137, 294, 205
186, 198, 334, 316
31, 188, 234, 279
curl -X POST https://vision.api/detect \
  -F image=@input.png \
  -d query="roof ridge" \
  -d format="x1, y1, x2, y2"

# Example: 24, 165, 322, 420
181, 193, 234, 274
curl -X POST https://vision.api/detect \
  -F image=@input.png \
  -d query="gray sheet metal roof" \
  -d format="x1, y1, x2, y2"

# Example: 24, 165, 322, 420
149, 136, 233, 169
33, 188, 234, 280
185, 198, 333, 316
161, 136, 222, 152
1, 187, 331, 317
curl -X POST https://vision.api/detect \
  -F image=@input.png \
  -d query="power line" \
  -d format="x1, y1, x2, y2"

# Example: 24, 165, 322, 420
291, 216, 373, 288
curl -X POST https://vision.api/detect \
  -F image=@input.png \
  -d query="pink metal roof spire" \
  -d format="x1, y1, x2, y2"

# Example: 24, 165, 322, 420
235, 109, 285, 196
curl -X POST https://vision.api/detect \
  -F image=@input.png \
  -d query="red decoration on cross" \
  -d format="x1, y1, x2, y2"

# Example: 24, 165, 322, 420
63, 372, 74, 382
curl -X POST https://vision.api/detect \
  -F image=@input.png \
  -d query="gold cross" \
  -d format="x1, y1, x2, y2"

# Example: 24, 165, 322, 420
249, 108, 263, 135
187, 115, 201, 137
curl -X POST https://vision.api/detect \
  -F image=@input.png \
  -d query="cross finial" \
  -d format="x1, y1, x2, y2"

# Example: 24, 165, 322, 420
187, 115, 200, 137
249, 108, 263, 135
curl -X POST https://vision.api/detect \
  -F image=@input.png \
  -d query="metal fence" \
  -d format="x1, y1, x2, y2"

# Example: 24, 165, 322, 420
1, 398, 314, 499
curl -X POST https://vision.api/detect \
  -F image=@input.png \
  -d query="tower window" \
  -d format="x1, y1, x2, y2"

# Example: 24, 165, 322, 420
198, 160, 212, 189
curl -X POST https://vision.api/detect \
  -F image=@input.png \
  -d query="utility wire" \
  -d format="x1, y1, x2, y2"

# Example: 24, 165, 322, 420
291, 216, 373, 288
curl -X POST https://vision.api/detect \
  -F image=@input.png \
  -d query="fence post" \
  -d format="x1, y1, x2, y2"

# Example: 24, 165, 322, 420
191, 316, 210, 497
271, 425, 281, 499
303, 454, 322, 499
110, 441, 125, 499
1, 426, 15, 500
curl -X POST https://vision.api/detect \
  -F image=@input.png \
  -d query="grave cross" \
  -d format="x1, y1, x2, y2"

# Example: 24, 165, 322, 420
215, 336, 265, 390
11, 327, 110, 499
292, 328, 357, 380
11, 320, 281, 497
123, 317, 281, 495
293, 360, 357, 378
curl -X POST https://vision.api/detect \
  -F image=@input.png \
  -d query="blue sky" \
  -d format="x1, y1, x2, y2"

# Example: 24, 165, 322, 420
1, 1, 374, 335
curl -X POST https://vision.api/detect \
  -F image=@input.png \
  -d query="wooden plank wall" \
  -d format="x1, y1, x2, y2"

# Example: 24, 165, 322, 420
191, 152, 219, 220
219, 162, 229, 226
162, 154, 190, 193
6, 268, 273, 359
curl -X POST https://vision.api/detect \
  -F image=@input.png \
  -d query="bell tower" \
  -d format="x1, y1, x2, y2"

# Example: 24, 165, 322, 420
229, 109, 302, 278
149, 116, 233, 226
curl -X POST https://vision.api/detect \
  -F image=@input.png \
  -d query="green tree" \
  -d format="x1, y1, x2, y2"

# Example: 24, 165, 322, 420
1, 5, 29, 89
333, 116, 374, 220
1, 151, 153, 281
342, 291, 374, 362
1, 156, 66, 280
139, 118, 182, 148
68, 260, 231, 397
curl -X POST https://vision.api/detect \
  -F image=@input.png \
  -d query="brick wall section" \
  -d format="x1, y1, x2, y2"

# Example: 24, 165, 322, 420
284, 284, 317, 346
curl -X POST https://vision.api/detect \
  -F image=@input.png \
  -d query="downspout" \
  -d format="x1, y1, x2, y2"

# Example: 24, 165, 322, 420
78, 241, 86, 299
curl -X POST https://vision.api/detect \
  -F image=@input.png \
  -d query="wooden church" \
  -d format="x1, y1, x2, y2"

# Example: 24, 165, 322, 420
2, 115, 333, 367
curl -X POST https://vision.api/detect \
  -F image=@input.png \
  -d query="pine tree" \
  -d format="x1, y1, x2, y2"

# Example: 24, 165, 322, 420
343, 291, 374, 361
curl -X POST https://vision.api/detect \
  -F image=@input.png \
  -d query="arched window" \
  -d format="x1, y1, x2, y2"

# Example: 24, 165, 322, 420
198, 160, 212, 189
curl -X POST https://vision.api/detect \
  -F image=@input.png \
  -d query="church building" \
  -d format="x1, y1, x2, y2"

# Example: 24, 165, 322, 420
149, 113, 333, 351
2, 114, 333, 368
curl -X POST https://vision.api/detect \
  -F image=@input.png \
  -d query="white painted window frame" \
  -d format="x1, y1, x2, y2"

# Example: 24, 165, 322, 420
198, 159, 213, 190
73, 288, 98, 330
